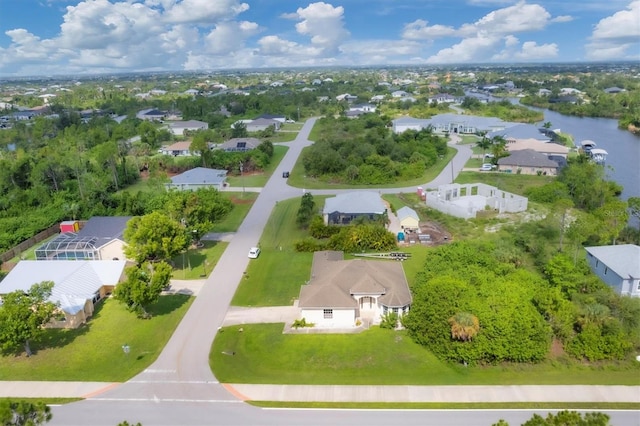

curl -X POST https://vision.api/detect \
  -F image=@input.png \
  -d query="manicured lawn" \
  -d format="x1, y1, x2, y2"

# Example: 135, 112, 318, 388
287, 147, 457, 189
210, 192, 258, 233
456, 171, 555, 195
171, 240, 228, 280
265, 132, 298, 143
459, 135, 481, 144
231, 197, 319, 306
0, 295, 193, 382
211, 324, 640, 385
226, 145, 288, 187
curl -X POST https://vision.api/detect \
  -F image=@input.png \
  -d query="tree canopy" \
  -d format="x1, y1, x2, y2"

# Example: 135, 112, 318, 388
123, 211, 189, 263
0, 400, 52, 426
114, 261, 172, 318
0, 282, 57, 357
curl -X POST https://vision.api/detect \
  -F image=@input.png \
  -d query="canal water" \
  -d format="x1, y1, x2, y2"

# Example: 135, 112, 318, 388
499, 97, 640, 201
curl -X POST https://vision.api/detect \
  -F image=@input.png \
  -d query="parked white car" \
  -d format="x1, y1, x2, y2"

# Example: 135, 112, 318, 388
480, 163, 494, 171
248, 247, 261, 258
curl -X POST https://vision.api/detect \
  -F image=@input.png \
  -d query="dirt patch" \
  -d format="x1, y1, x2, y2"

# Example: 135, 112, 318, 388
400, 221, 452, 246
549, 338, 566, 359
229, 196, 254, 204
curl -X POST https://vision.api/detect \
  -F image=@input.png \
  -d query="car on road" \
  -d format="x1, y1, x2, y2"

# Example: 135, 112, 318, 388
282, 171, 290, 178
248, 247, 261, 258
480, 163, 494, 171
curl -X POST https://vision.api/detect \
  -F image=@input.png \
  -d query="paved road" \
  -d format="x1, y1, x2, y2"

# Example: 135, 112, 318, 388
15, 119, 637, 425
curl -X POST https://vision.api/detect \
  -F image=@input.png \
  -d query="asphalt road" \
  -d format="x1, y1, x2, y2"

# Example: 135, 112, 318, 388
48, 120, 638, 425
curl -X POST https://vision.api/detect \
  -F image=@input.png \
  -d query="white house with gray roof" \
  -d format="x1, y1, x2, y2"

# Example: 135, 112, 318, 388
165, 167, 227, 191
323, 192, 387, 225
0, 260, 127, 328
298, 251, 412, 328
585, 245, 640, 297
391, 116, 431, 134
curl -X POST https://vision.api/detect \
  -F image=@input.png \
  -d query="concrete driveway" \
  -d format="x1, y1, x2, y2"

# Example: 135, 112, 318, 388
222, 305, 299, 326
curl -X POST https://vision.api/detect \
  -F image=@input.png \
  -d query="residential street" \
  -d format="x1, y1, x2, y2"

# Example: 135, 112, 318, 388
2, 118, 638, 426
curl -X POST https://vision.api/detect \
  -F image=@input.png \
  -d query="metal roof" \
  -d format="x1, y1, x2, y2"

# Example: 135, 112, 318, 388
323, 192, 386, 215
585, 245, 640, 279
0, 260, 126, 314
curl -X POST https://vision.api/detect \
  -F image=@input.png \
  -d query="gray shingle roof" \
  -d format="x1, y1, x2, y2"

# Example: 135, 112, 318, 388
497, 149, 559, 168
487, 124, 550, 141
77, 216, 132, 241
397, 206, 419, 222
299, 251, 412, 309
585, 245, 640, 279
323, 192, 386, 215
170, 167, 227, 185
0, 260, 126, 314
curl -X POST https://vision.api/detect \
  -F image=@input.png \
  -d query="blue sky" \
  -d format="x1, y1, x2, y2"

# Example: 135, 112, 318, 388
0, 0, 638, 76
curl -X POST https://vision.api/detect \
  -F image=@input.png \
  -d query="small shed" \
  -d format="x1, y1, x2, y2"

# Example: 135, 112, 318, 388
397, 206, 420, 230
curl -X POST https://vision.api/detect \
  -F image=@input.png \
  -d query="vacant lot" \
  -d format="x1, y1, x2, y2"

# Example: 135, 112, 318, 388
211, 324, 640, 386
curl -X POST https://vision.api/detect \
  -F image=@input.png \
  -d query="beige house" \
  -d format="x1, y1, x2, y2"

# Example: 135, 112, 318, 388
506, 139, 570, 158
0, 260, 127, 328
397, 206, 420, 230
497, 149, 560, 176
298, 251, 412, 328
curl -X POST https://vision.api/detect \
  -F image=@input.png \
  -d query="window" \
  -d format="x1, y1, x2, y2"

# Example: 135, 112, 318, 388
604, 267, 608, 275
392, 307, 399, 314
323, 309, 333, 319
383, 306, 388, 315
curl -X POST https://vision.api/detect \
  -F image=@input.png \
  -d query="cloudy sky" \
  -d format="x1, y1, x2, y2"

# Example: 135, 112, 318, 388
0, 0, 638, 76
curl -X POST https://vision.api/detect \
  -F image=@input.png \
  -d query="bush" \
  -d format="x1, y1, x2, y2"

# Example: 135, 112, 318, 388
292, 318, 314, 328
380, 312, 399, 329
294, 238, 328, 253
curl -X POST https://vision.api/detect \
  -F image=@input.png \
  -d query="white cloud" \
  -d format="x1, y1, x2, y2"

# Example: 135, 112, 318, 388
204, 21, 260, 55
586, 0, 640, 60
291, 2, 350, 55
402, 20, 456, 40
551, 15, 574, 23
514, 41, 559, 59
162, 0, 249, 24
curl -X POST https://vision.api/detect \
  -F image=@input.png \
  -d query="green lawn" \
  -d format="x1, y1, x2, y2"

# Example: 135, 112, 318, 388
0, 295, 193, 382
210, 192, 258, 233
226, 145, 288, 187
171, 240, 228, 280
456, 171, 555, 195
231, 197, 319, 306
459, 135, 481, 144
211, 324, 640, 385
264, 132, 298, 143
287, 147, 457, 189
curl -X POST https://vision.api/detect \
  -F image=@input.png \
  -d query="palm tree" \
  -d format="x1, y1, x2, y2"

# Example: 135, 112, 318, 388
448, 312, 480, 342
475, 137, 492, 158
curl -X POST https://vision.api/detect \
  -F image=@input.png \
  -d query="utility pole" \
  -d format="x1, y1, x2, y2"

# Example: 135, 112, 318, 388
239, 161, 245, 195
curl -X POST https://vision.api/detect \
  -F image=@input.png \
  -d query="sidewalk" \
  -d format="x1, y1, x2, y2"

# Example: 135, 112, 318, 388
1, 381, 638, 403
0, 381, 118, 398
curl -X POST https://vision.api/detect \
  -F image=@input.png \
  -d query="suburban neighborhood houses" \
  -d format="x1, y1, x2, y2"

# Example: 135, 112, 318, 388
0, 63, 639, 425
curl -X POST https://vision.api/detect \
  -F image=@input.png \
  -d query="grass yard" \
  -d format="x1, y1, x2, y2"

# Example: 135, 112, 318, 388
456, 171, 555, 195
211, 324, 640, 386
210, 192, 258, 233
226, 145, 288, 187
458, 135, 481, 144
171, 240, 228, 280
287, 147, 457, 189
264, 132, 298, 143
0, 295, 193, 382
231, 197, 320, 306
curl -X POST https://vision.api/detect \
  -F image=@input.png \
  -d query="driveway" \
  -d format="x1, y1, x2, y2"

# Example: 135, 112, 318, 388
222, 305, 299, 326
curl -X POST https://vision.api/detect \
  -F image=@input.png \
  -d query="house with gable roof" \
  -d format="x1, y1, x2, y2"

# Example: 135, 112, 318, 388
216, 137, 261, 152
497, 149, 560, 176
322, 192, 387, 225
397, 206, 420, 230
585, 245, 640, 297
165, 167, 227, 191
297, 251, 412, 328
0, 260, 127, 328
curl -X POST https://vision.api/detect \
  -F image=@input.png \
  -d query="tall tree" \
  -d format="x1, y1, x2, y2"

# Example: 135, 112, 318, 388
475, 136, 492, 158
0, 282, 57, 357
114, 261, 172, 318
124, 211, 189, 263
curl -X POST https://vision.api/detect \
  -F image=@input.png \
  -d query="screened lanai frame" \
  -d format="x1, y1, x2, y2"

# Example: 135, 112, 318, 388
35, 233, 100, 260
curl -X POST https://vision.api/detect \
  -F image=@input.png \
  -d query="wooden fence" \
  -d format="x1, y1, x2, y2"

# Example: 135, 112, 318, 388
0, 224, 61, 264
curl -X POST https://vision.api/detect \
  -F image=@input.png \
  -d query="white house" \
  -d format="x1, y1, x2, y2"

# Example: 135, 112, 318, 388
246, 118, 281, 132
165, 167, 227, 191
349, 104, 376, 113
585, 245, 640, 297
167, 120, 208, 136
297, 251, 412, 328
160, 141, 193, 157
391, 116, 431, 134
0, 260, 127, 328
